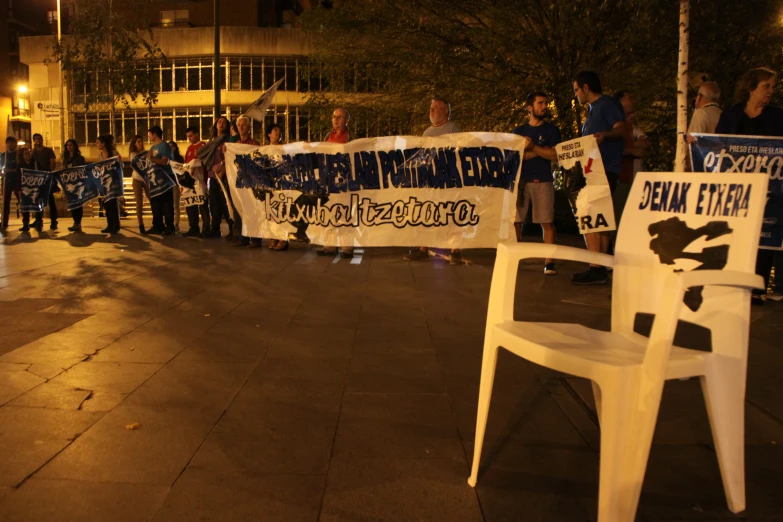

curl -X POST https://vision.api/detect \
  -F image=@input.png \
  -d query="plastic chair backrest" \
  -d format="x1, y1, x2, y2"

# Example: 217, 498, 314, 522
612, 172, 769, 360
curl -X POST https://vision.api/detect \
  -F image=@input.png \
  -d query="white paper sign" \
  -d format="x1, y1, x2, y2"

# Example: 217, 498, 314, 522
555, 135, 617, 234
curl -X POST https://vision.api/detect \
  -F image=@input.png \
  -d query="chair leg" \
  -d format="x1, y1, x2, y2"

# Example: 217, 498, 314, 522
592, 380, 602, 424
595, 377, 660, 522
467, 343, 500, 487
700, 361, 746, 513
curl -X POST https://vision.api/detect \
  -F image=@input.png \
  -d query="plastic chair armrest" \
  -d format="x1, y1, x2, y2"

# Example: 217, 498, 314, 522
497, 242, 614, 268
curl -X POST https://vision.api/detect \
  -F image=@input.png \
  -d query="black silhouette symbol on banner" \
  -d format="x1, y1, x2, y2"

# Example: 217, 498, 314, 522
648, 217, 733, 312
563, 161, 586, 214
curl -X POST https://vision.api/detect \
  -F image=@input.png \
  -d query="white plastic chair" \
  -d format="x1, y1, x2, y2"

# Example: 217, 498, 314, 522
468, 172, 769, 522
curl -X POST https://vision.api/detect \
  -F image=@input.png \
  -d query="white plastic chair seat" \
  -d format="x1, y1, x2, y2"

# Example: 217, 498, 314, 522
493, 321, 707, 379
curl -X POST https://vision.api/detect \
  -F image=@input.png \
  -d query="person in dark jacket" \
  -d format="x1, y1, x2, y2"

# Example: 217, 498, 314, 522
716, 67, 783, 305
62, 139, 87, 232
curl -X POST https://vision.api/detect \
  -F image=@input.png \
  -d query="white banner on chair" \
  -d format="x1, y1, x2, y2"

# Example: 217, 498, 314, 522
555, 135, 617, 234
618, 172, 769, 313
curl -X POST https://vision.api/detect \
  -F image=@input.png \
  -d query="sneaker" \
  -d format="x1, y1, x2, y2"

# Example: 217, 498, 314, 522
340, 250, 354, 259
19, 225, 30, 232
50, 221, 58, 231
33, 221, 43, 232
162, 228, 175, 236
544, 263, 557, 275
67, 224, 82, 232
751, 294, 765, 306
146, 227, 163, 235
449, 251, 462, 266
571, 266, 608, 285
317, 248, 337, 256
403, 249, 429, 261
183, 229, 201, 237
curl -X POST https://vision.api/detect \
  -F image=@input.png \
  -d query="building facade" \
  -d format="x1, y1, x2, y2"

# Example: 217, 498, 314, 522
19, 0, 315, 159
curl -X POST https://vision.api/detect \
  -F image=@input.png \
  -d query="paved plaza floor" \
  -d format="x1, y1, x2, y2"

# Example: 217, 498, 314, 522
0, 219, 781, 522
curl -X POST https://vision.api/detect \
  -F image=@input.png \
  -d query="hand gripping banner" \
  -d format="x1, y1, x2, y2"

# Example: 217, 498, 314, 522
690, 133, 783, 250
224, 133, 526, 248
19, 169, 54, 212
555, 135, 616, 234
91, 157, 124, 203
130, 151, 176, 198
58, 164, 103, 211
170, 159, 208, 207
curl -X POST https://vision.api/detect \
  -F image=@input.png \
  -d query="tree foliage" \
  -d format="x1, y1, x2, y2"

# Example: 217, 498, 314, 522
302, 0, 783, 170
51, 0, 166, 111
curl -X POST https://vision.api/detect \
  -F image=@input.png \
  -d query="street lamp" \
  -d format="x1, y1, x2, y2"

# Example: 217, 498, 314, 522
17, 85, 28, 94
57, 0, 66, 149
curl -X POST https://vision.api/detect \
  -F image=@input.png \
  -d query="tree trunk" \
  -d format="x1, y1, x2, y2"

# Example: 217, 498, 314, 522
674, 0, 689, 172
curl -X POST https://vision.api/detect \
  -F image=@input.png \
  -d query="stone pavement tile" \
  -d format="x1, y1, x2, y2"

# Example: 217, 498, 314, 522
438, 344, 541, 393
175, 328, 271, 362
358, 304, 428, 328
0, 298, 66, 313
450, 384, 589, 459
0, 332, 113, 367
0, 407, 105, 487
333, 393, 464, 460
355, 324, 432, 344
473, 446, 599, 522
122, 359, 253, 415
89, 330, 193, 364
26, 363, 68, 380
0, 312, 91, 357
0, 362, 30, 372
190, 391, 340, 474
9, 383, 92, 410
79, 391, 128, 412
0, 487, 10, 503
57, 310, 154, 338
0, 478, 169, 522
0, 371, 46, 407
237, 355, 349, 401
49, 361, 162, 395
150, 469, 324, 522
37, 404, 220, 485
346, 351, 446, 394
135, 310, 225, 335
320, 457, 483, 522
265, 326, 354, 360
638, 445, 783, 521
351, 334, 436, 356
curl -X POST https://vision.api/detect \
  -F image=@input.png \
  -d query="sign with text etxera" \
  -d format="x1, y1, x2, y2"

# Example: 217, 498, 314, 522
690, 133, 783, 250
555, 136, 616, 234
224, 133, 527, 248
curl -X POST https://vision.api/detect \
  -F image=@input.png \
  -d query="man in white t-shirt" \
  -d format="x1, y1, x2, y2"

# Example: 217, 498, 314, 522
405, 98, 464, 264
688, 81, 722, 135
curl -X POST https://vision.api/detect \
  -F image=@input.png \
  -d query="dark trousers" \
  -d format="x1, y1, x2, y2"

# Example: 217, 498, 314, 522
186, 203, 210, 233
755, 249, 775, 295
71, 206, 83, 225
104, 198, 120, 230
2, 178, 20, 227
150, 191, 174, 231
32, 194, 58, 225
208, 180, 233, 233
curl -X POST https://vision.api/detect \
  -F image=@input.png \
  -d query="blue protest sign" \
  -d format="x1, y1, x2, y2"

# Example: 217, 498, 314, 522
130, 151, 176, 197
89, 157, 124, 202
57, 165, 102, 210
690, 133, 783, 250
19, 169, 54, 212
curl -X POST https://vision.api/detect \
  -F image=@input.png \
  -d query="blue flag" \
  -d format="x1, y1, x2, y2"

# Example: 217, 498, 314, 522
90, 157, 124, 202
690, 133, 783, 250
130, 151, 176, 197
57, 165, 102, 211
19, 169, 54, 212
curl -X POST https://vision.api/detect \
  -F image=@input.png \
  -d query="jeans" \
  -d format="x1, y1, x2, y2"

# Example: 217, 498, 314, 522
150, 191, 175, 231
104, 198, 120, 230
185, 203, 210, 233
208, 179, 233, 233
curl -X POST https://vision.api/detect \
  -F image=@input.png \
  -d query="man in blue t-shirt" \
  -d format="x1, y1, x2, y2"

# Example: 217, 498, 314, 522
512, 91, 562, 275
147, 125, 177, 235
572, 70, 626, 285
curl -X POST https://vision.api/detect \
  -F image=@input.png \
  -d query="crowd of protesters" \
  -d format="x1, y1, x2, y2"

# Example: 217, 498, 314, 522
1, 66, 781, 301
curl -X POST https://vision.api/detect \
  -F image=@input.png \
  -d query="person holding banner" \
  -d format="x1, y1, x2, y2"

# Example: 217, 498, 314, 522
265, 123, 290, 252
169, 140, 185, 232
30, 133, 58, 231
0, 136, 21, 231
317, 108, 355, 258
62, 139, 86, 232
200, 116, 234, 239
512, 92, 561, 275
146, 126, 177, 235
184, 126, 209, 236
571, 70, 626, 285
230, 116, 261, 248
715, 67, 783, 304
96, 135, 122, 234
17, 147, 37, 232
128, 135, 150, 234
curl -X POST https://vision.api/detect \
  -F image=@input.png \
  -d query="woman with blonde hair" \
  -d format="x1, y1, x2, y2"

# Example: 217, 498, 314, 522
128, 134, 150, 234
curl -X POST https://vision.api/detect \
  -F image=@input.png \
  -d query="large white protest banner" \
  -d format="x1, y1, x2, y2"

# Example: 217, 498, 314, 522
555, 135, 616, 234
224, 133, 527, 248
170, 159, 208, 207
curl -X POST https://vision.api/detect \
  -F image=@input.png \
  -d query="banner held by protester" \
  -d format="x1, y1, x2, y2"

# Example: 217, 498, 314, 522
224, 132, 527, 248
58, 164, 103, 211
19, 169, 54, 212
690, 133, 783, 250
170, 159, 208, 207
130, 151, 176, 197
555, 135, 616, 234
92, 157, 124, 203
